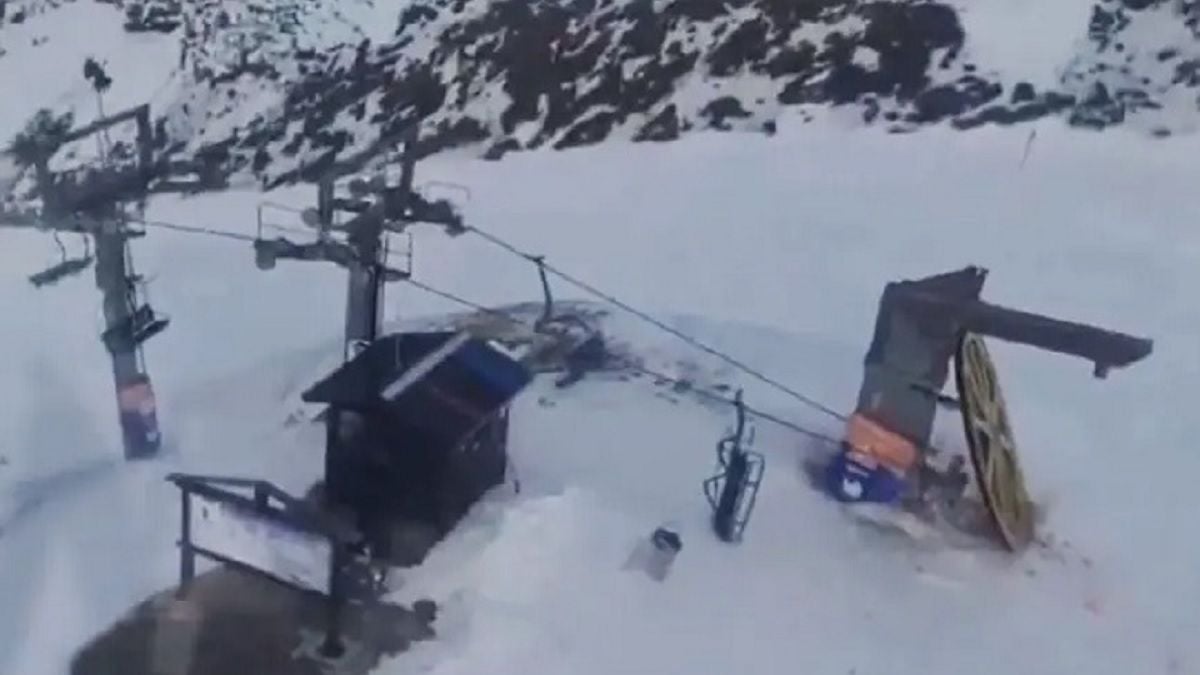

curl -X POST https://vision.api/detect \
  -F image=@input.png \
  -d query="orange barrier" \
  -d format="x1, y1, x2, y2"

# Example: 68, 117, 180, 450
844, 413, 918, 476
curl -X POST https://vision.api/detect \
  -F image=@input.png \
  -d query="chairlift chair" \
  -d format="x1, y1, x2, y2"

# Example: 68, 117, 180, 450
101, 302, 169, 353
28, 259, 92, 287
100, 271, 169, 354
28, 233, 93, 288
703, 391, 766, 543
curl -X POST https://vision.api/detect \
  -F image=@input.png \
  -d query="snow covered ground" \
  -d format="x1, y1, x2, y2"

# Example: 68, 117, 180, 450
0, 117, 1197, 674
2, 3, 1200, 672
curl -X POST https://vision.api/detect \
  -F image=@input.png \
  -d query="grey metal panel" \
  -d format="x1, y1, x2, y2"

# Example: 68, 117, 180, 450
857, 364, 938, 445
857, 267, 987, 448
857, 309, 948, 445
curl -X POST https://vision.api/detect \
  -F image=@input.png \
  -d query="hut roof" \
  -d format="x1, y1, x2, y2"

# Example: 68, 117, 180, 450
302, 331, 532, 444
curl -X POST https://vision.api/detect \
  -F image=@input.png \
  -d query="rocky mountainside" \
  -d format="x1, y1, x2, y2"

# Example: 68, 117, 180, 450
3, 0, 1199, 188
1060, 0, 1200, 134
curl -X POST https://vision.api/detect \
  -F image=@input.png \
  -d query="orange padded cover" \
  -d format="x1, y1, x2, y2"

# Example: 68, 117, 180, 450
845, 413, 918, 475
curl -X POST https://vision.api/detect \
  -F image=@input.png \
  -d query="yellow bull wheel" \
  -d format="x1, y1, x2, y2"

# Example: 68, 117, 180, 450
954, 332, 1035, 552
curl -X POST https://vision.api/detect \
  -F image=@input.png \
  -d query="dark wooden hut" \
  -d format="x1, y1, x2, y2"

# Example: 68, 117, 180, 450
302, 330, 532, 564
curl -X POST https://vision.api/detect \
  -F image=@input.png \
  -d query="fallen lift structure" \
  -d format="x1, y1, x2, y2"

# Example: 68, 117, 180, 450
831, 266, 1153, 551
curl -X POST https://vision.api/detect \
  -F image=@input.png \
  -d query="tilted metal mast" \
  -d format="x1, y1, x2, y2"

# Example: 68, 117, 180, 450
856, 265, 1154, 453
2, 103, 167, 459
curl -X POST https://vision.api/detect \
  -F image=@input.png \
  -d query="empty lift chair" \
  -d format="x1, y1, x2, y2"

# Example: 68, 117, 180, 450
704, 390, 765, 543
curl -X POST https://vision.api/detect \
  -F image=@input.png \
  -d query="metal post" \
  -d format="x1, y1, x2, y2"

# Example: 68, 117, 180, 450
342, 209, 385, 361
95, 224, 155, 459
32, 158, 55, 212
317, 177, 334, 235
341, 134, 418, 360
134, 106, 153, 174
320, 545, 346, 659
533, 256, 553, 329
178, 487, 195, 594
254, 483, 270, 511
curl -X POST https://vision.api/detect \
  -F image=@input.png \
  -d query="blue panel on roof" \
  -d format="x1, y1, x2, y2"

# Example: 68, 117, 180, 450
303, 331, 531, 412
302, 332, 454, 406
452, 339, 532, 400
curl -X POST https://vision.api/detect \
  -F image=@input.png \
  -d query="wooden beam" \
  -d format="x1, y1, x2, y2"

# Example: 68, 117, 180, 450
899, 288, 1153, 373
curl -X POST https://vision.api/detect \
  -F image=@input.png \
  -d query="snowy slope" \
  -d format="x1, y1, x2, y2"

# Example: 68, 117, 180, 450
0, 120, 1198, 674
2, 3, 1200, 674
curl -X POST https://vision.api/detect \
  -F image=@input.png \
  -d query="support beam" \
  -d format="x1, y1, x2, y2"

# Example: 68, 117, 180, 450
339, 129, 418, 361
60, 104, 149, 145
898, 288, 1154, 376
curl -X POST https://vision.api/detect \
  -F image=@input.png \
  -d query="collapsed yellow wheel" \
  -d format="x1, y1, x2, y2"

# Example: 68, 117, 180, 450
954, 332, 1035, 552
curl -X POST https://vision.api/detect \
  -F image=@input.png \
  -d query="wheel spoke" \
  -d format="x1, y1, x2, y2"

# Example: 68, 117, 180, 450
969, 342, 996, 402
956, 333, 1034, 551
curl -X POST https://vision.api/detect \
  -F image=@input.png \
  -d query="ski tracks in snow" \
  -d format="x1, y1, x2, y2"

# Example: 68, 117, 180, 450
0, 457, 118, 541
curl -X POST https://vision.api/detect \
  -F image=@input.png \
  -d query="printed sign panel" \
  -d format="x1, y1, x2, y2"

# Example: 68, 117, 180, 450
118, 380, 161, 456
190, 493, 333, 595
118, 381, 157, 416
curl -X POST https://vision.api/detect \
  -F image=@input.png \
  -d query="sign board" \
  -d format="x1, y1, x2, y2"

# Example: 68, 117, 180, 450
190, 492, 334, 594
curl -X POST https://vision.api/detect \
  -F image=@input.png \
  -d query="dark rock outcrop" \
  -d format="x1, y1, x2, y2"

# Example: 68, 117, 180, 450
634, 104, 682, 142
909, 76, 1003, 123
701, 96, 752, 129
60, 0, 1191, 189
